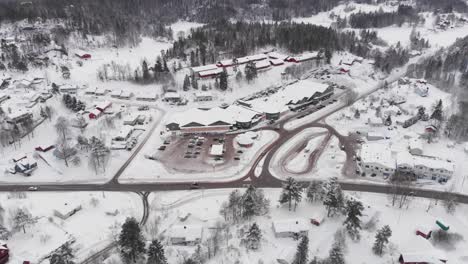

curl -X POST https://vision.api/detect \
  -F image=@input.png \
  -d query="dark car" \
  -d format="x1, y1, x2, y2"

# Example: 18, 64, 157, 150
158, 146, 166, 151
190, 182, 200, 189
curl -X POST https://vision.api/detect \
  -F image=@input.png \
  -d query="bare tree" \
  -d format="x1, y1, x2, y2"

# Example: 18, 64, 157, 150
11, 207, 38, 233
343, 89, 359, 106
55, 116, 72, 167
389, 171, 414, 209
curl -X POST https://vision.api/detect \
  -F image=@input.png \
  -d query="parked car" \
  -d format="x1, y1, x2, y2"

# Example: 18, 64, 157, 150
28, 186, 38, 191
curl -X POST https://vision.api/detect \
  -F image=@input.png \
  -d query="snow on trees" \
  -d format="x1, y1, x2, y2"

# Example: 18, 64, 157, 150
323, 177, 345, 217
118, 217, 146, 264
306, 181, 322, 203
328, 241, 345, 264
49, 242, 75, 264
220, 186, 269, 223
183, 75, 190, 91
146, 239, 167, 264
244, 61, 258, 83
292, 235, 308, 264
88, 136, 111, 174
372, 225, 392, 256
54, 116, 74, 167
343, 199, 364, 241
12, 207, 38, 233
245, 222, 262, 250
279, 177, 303, 211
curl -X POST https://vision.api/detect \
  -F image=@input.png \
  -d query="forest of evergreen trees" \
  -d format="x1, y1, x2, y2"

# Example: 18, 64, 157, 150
348, 5, 420, 28
166, 20, 370, 65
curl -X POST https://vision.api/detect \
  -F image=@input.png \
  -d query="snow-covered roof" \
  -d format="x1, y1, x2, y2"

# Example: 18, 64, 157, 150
198, 68, 223, 77
282, 79, 329, 104
111, 89, 122, 96
269, 58, 285, 65
116, 125, 134, 139
96, 101, 111, 111
170, 225, 202, 241
136, 92, 158, 99
399, 252, 445, 263
236, 134, 254, 146
191, 64, 218, 73
59, 84, 79, 91
272, 218, 309, 234
195, 91, 213, 98
255, 60, 271, 69
293, 52, 320, 61
210, 144, 224, 156
408, 138, 423, 151
54, 201, 81, 216
237, 54, 267, 64
396, 152, 455, 173
268, 52, 288, 60
368, 116, 383, 125
89, 108, 101, 116
95, 87, 106, 95
360, 143, 395, 169
164, 92, 181, 99
170, 105, 260, 127
120, 91, 133, 98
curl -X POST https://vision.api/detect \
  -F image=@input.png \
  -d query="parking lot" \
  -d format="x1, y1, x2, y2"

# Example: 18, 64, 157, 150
153, 134, 240, 173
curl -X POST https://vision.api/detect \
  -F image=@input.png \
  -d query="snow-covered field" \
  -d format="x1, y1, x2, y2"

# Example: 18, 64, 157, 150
138, 188, 468, 264
1, 192, 140, 263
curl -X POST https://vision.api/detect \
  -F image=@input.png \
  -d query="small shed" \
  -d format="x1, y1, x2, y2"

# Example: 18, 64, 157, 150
88, 108, 103, 119
169, 225, 203, 246
54, 202, 82, 220
75, 50, 91, 59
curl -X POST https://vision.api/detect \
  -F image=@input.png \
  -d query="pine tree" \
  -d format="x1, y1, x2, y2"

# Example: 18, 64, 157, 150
325, 49, 332, 64
244, 61, 258, 83
431, 99, 443, 121
323, 177, 345, 217
306, 181, 322, 203
146, 239, 167, 264
184, 259, 197, 264
372, 225, 392, 256
343, 199, 364, 241
50, 242, 75, 264
183, 75, 190, 91
142, 60, 150, 81
354, 109, 360, 119
245, 223, 262, 250
162, 58, 169, 72
118, 217, 146, 264
219, 69, 228, 91
328, 242, 345, 264
242, 185, 257, 219
309, 257, 320, 264
191, 74, 198, 90
292, 235, 309, 264
279, 177, 302, 211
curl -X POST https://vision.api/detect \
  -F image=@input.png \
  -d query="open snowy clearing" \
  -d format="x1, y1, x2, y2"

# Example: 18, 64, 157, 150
1, 192, 140, 264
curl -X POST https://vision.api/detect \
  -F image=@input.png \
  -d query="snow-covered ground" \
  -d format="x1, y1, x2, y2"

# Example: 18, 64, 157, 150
1, 192, 140, 263
119, 130, 279, 183
138, 189, 468, 264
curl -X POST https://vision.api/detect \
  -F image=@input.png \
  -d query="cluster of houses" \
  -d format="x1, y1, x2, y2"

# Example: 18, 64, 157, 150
8, 154, 38, 176
358, 140, 455, 182
190, 51, 321, 79
337, 55, 364, 74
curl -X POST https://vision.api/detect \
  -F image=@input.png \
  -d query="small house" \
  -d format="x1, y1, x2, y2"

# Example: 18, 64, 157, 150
110, 90, 122, 98
13, 158, 38, 176
269, 58, 285, 66
398, 252, 446, 264
194, 92, 213, 102
285, 52, 319, 63
191, 64, 219, 76
88, 108, 103, 119
35, 144, 55, 152
95, 88, 107, 96
136, 93, 158, 101
54, 202, 82, 220
113, 126, 134, 141
415, 227, 432, 239
96, 101, 112, 112
254, 60, 271, 71
84, 87, 97, 95
119, 91, 133, 100
162, 92, 182, 103
59, 84, 79, 94
6, 111, 33, 124
123, 114, 142, 126
16, 79, 32, 89
75, 50, 91, 59
216, 59, 236, 68
272, 218, 309, 238
169, 225, 203, 246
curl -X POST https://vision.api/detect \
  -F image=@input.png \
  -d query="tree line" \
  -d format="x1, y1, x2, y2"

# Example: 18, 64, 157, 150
348, 5, 421, 28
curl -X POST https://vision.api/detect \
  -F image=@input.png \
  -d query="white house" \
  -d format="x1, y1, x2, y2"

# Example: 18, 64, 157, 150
59, 84, 79, 94
136, 92, 158, 101
54, 202, 82, 220
194, 92, 213, 102
119, 91, 133, 100
368, 117, 383, 127
272, 218, 309, 238
111, 89, 122, 98
169, 225, 203, 245
114, 126, 134, 141
359, 143, 395, 178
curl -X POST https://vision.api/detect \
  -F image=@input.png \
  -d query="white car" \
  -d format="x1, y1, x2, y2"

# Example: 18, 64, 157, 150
28, 186, 38, 191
